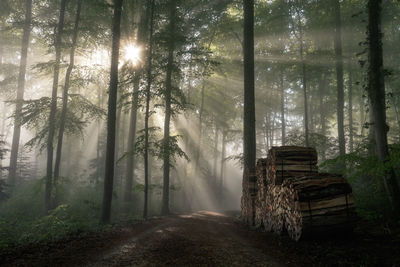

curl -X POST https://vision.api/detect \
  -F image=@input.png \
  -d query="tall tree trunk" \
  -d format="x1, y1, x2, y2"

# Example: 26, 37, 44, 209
348, 69, 354, 153
161, 0, 176, 216
219, 129, 226, 204
193, 80, 205, 180
243, 0, 256, 175
8, 0, 32, 187
280, 71, 285, 146
333, 0, 346, 156
212, 123, 219, 178
125, 0, 149, 204
54, 0, 82, 191
143, 0, 155, 219
298, 13, 309, 147
367, 0, 400, 213
100, 0, 123, 224
45, 0, 67, 213
114, 100, 122, 181
318, 73, 327, 161
124, 76, 139, 202
360, 94, 365, 138
96, 86, 103, 184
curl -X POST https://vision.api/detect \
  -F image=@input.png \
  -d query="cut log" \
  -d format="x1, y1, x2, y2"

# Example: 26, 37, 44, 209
248, 146, 357, 241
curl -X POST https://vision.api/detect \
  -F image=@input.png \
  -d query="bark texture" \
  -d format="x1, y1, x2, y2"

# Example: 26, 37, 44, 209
101, 0, 123, 224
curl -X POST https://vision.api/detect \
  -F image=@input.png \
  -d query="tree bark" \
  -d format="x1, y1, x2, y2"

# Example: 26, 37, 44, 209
100, 0, 123, 224
45, 0, 67, 213
8, 0, 32, 187
298, 11, 309, 147
318, 73, 327, 161
367, 0, 400, 213
243, 0, 256, 175
333, 0, 346, 156
360, 94, 365, 138
348, 69, 354, 153
54, 0, 82, 188
219, 129, 226, 204
194, 81, 205, 177
143, 0, 155, 218
161, 0, 176, 216
280, 71, 285, 146
212, 122, 219, 178
124, 76, 139, 202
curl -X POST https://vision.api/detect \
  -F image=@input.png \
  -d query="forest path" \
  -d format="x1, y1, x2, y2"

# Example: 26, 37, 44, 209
90, 211, 283, 266
4, 211, 400, 266
4, 211, 291, 267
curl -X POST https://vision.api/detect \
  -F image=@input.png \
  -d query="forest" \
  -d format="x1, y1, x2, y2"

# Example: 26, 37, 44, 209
0, 0, 400, 266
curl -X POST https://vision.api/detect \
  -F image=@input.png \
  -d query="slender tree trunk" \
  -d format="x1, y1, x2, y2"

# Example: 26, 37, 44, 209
54, 0, 82, 189
8, 0, 32, 187
219, 129, 226, 204
394, 100, 400, 142
100, 0, 123, 224
280, 71, 285, 146
143, 0, 155, 219
45, 0, 67, 213
96, 87, 103, 184
194, 80, 205, 176
318, 73, 327, 161
161, 0, 176, 216
348, 69, 354, 153
212, 123, 219, 178
243, 0, 256, 175
360, 94, 365, 138
333, 0, 346, 156
124, 76, 139, 202
298, 14, 309, 147
367, 0, 400, 213
114, 100, 122, 180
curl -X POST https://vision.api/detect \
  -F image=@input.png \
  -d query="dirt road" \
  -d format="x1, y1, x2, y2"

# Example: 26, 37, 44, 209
3, 211, 400, 266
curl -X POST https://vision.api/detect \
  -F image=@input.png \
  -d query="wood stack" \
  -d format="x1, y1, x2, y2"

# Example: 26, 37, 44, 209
241, 171, 257, 226
267, 146, 318, 185
255, 159, 267, 228
281, 174, 357, 241
250, 146, 357, 241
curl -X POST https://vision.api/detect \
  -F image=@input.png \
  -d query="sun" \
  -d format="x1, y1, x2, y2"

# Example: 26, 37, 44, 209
123, 44, 142, 66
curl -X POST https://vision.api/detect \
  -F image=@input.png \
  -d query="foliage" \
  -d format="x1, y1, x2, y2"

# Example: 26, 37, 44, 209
13, 95, 105, 151
321, 143, 400, 220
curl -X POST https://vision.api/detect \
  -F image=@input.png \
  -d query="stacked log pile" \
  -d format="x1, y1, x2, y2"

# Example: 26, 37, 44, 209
241, 172, 257, 225
281, 174, 357, 241
267, 146, 318, 185
250, 146, 357, 241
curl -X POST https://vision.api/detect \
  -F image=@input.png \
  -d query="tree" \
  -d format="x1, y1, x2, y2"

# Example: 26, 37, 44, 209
8, 0, 32, 187
243, 0, 256, 175
143, 0, 155, 218
54, 0, 83, 199
161, 0, 177, 216
367, 0, 400, 214
45, 0, 67, 213
101, 0, 123, 224
333, 0, 346, 156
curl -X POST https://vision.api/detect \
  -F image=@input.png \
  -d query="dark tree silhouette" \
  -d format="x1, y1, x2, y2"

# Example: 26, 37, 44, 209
101, 0, 124, 224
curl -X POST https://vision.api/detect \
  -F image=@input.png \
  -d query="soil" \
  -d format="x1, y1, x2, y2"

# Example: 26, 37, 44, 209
1, 211, 400, 266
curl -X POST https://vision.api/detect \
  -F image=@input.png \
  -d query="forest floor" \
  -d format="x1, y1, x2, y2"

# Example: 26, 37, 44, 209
1, 210, 400, 266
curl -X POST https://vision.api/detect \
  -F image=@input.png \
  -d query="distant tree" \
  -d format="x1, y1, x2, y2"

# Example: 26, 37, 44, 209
101, 0, 124, 224
161, 0, 177, 216
54, 0, 83, 204
8, 0, 32, 187
45, 0, 67, 213
143, 0, 155, 218
332, 0, 346, 156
